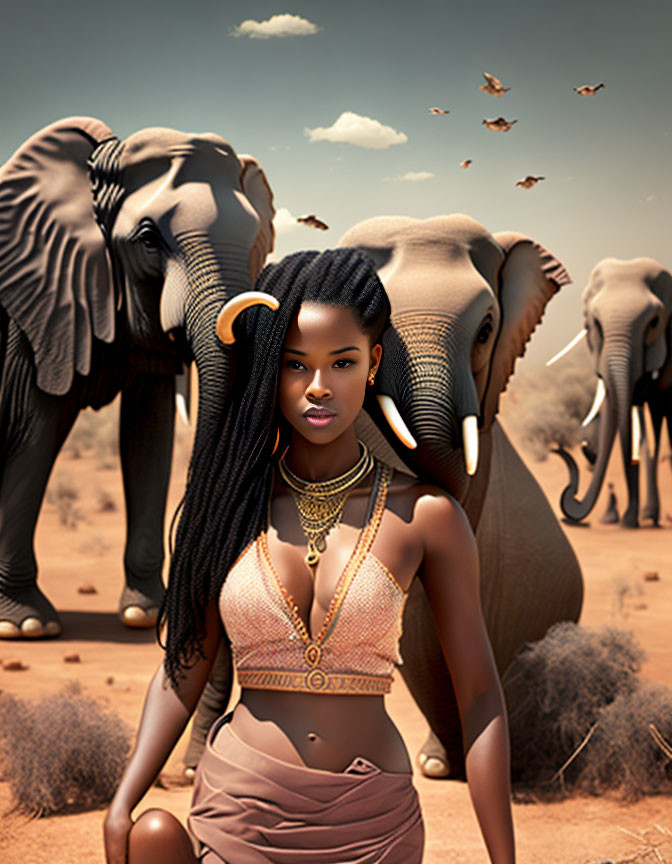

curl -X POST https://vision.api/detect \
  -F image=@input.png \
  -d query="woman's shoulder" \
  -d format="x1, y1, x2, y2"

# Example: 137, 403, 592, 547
383, 465, 471, 540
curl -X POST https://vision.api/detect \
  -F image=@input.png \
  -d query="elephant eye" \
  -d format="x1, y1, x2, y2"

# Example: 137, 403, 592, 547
130, 219, 164, 251
476, 320, 493, 345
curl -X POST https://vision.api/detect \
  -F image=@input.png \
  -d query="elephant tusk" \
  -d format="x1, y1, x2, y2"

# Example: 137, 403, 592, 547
546, 329, 587, 366
216, 291, 280, 345
652, 369, 659, 381
462, 415, 479, 476
631, 406, 641, 464
581, 378, 606, 427
377, 395, 418, 449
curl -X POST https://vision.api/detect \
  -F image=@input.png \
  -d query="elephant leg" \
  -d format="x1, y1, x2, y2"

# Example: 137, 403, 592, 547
183, 640, 233, 776
0, 345, 81, 637
621, 453, 640, 528
641, 403, 663, 524
118, 373, 175, 628
399, 578, 465, 779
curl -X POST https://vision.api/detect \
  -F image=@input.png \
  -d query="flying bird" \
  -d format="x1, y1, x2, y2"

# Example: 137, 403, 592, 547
460, 159, 472, 169
297, 214, 329, 231
515, 175, 545, 189
482, 117, 518, 132
479, 73, 510, 97
574, 83, 605, 96
429, 107, 450, 115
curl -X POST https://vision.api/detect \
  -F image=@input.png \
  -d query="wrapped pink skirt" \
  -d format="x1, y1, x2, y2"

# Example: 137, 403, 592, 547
188, 713, 424, 863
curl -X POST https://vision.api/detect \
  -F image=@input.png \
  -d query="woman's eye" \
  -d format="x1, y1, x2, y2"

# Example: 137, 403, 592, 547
333, 359, 354, 369
286, 360, 306, 371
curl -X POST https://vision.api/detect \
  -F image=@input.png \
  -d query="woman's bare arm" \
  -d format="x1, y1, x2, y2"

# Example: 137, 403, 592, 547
416, 492, 515, 864
104, 601, 224, 864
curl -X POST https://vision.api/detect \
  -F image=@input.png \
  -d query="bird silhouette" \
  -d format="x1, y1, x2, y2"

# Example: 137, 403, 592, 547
574, 83, 606, 96
479, 73, 510, 97
482, 117, 517, 132
297, 214, 329, 231
429, 107, 450, 115
460, 159, 472, 169
515, 175, 545, 189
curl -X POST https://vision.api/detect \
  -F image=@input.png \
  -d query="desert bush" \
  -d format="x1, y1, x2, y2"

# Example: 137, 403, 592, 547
0, 682, 131, 816
62, 402, 119, 468
503, 622, 672, 799
505, 343, 595, 461
46, 474, 84, 529
97, 489, 117, 512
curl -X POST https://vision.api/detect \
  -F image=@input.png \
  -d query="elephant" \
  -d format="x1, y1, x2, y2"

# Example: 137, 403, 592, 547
553, 257, 672, 528
182, 213, 584, 780
0, 116, 274, 639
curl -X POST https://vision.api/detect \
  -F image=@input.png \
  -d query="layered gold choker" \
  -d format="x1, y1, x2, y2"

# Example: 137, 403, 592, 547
278, 442, 374, 570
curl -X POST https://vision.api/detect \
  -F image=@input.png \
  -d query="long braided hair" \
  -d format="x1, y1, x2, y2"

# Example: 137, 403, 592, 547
159, 247, 391, 686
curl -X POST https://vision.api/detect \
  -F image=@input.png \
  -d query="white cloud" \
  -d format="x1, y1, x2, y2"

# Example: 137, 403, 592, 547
273, 207, 301, 235
304, 112, 408, 150
646, 194, 657, 203
390, 171, 434, 182
231, 14, 319, 39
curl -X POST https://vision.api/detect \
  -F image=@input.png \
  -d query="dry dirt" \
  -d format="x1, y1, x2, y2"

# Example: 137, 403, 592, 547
1, 397, 671, 864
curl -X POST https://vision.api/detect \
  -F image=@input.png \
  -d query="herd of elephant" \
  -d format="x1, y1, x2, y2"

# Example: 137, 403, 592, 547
0, 117, 670, 778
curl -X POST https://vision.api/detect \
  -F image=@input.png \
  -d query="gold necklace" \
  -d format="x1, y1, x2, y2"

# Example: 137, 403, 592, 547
278, 442, 374, 570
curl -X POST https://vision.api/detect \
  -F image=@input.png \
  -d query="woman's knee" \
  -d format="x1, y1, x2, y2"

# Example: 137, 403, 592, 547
128, 808, 197, 864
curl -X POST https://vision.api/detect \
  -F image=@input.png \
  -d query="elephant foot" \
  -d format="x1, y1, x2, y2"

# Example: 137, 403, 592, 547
119, 579, 165, 629
620, 511, 639, 529
641, 506, 659, 525
417, 730, 465, 780
0, 586, 62, 639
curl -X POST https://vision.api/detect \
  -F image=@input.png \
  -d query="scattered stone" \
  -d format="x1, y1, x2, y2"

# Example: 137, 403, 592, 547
643, 572, 660, 582
63, 653, 81, 663
3, 658, 28, 671
77, 583, 98, 594
105, 676, 115, 686
634, 603, 648, 611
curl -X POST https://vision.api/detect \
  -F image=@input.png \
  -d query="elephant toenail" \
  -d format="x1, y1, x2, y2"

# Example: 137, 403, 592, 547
0, 621, 22, 639
121, 606, 158, 628
422, 757, 450, 778
20, 617, 46, 637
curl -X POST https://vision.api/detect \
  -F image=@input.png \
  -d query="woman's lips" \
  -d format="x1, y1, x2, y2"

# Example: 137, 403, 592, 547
304, 409, 336, 427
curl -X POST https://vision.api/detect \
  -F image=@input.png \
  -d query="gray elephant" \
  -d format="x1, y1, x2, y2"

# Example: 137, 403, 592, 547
0, 116, 274, 638
553, 257, 672, 527
339, 214, 584, 777
182, 213, 584, 779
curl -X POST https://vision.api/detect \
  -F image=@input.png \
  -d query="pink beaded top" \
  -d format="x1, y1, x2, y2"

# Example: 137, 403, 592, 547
219, 463, 407, 695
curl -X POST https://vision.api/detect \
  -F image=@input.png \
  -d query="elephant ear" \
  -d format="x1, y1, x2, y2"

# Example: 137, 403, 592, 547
0, 117, 117, 395
481, 233, 571, 429
238, 155, 275, 281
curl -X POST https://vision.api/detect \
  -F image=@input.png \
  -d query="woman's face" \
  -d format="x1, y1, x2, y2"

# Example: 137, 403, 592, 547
278, 302, 382, 445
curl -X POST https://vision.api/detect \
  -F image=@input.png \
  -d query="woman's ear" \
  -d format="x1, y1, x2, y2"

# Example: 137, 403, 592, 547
370, 342, 383, 376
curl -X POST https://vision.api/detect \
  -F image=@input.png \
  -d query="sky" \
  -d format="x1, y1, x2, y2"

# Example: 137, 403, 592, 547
1, 0, 670, 369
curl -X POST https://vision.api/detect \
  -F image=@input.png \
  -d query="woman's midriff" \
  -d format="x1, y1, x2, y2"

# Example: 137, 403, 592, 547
223, 690, 413, 774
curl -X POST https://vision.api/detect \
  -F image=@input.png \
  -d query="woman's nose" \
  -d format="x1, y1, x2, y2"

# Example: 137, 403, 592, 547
306, 370, 332, 400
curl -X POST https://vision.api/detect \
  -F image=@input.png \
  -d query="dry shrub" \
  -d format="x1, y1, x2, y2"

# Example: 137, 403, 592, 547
0, 682, 131, 816
97, 489, 117, 512
45, 474, 84, 529
505, 343, 595, 461
504, 622, 672, 799
63, 403, 119, 468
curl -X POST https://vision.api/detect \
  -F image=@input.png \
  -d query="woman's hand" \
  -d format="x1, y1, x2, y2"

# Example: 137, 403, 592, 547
103, 802, 133, 864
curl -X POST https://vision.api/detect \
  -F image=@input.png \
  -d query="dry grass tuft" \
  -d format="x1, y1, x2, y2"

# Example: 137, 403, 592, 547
0, 682, 131, 816
504, 622, 672, 800
45, 474, 84, 529
63, 403, 120, 469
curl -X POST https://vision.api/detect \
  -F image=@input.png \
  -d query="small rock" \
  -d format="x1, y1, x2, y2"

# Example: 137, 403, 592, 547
3, 658, 27, 671
643, 572, 660, 582
63, 652, 81, 663
634, 603, 648, 611
105, 676, 115, 685
77, 583, 98, 595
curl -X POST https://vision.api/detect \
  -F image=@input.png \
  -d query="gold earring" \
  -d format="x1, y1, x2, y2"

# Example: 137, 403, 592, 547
271, 427, 280, 455
367, 371, 376, 385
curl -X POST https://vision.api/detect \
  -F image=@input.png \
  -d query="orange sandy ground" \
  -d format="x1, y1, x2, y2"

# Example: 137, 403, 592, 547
1, 399, 671, 864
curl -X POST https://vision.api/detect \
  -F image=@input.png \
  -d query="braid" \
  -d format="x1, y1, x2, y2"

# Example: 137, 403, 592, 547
158, 247, 390, 687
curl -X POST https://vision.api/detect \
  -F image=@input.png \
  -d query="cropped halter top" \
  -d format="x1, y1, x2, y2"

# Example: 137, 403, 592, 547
219, 461, 407, 695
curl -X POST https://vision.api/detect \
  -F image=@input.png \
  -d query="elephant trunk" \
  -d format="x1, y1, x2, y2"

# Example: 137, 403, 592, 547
559, 342, 633, 522
182, 240, 253, 451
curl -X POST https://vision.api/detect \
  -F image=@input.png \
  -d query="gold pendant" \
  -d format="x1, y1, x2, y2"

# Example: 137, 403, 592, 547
305, 548, 320, 567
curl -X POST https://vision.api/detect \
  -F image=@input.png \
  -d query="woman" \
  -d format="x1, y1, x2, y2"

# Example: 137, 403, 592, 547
104, 248, 515, 864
